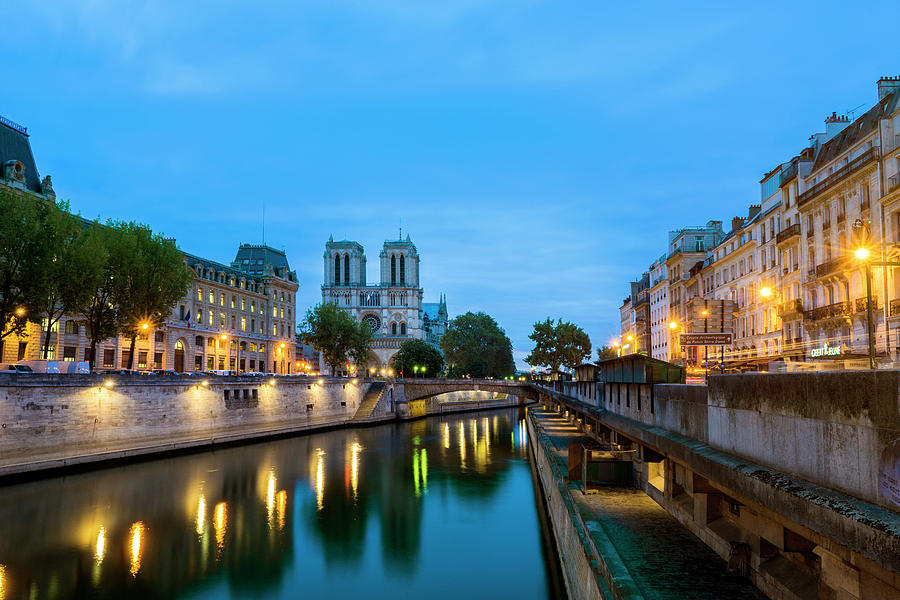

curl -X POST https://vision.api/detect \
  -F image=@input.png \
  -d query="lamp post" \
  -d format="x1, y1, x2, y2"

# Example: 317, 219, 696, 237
701, 307, 709, 378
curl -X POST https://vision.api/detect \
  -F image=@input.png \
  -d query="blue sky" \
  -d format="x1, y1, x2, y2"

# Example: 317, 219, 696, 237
4, 1, 898, 368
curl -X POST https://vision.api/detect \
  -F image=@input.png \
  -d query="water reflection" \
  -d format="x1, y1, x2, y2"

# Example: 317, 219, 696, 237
0, 407, 559, 599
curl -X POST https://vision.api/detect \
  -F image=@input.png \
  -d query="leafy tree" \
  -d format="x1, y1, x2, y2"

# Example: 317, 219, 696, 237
390, 338, 444, 378
32, 206, 106, 358
298, 302, 373, 375
84, 223, 133, 369
0, 189, 57, 343
596, 345, 619, 360
440, 312, 515, 378
525, 318, 592, 373
112, 222, 192, 369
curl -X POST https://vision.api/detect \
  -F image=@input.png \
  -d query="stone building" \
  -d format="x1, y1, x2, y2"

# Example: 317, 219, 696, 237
647, 255, 670, 361
321, 234, 447, 369
0, 114, 299, 373
623, 75, 900, 370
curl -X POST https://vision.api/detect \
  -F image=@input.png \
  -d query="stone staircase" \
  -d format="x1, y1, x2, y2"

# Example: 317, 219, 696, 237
351, 382, 387, 422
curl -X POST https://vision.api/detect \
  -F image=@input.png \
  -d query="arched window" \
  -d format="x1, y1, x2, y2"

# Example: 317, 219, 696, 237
175, 340, 185, 351
400, 323, 407, 336
334, 254, 340, 285
391, 254, 396, 285
400, 255, 406, 285
344, 254, 350, 285
391, 322, 398, 335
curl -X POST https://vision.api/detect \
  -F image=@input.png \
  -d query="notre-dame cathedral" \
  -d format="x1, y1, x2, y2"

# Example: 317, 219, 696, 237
322, 234, 448, 370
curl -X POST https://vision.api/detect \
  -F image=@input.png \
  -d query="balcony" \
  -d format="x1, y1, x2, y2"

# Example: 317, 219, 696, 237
886, 132, 900, 154
891, 298, 900, 318
777, 299, 804, 317
798, 147, 880, 207
803, 298, 878, 321
815, 257, 847, 278
888, 173, 900, 195
775, 223, 801, 245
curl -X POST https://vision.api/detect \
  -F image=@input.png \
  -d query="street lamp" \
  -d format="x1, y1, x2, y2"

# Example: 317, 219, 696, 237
759, 286, 773, 299
15, 307, 25, 317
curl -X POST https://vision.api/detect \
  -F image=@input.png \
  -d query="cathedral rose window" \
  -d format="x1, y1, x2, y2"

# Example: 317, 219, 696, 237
363, 314, 381, 333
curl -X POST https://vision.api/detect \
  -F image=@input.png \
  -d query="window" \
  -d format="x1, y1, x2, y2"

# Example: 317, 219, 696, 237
196, 310, 202, 323
138, 351, 148, 369
231, 315, 235, 329
695, 237, 704, 252
179, 305, 185, 320
155, 332, 165, 343
121, 350, 131, 368
273, 305, 278, 317
344, 255, 350, 285
251, 300, 256, 313
280, 307, 284, 318
220, 312, 226, 327
198, 287, 203, 301
241, 317, 246, 331
231, 296, 236, 308
208, 310, 214, 326
391, 254, 397, 285
400, 323, 407, 335
208, 291, 214, 303
195, 355, 203, 370
207, 356, 215, 370
392, 322, 398, 335
251, 318, 255, 331
220, 293, 225, 306
400, 255, 406, 284
64, 320, 78, 335
40, 317, 58, 333
103, 348, 114, 367
195, 336, 204, 346
273, 324, 277, 335
241, 298, 246, 310
335, 253, 340, 284
40, 344, 55, 359
63, 346, 76, 361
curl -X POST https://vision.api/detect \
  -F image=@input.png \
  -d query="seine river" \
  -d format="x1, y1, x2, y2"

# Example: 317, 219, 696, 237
0, 407, 564, 599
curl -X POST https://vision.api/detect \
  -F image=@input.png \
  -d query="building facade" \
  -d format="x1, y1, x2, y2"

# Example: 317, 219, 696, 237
620, 75, 900, 370
321, 235, 447, 369
0, 115, 299, 373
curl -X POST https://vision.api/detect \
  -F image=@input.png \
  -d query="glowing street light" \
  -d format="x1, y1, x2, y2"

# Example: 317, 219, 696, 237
15, 307, 25, 317
668, 321, 678, 330
141, 322, 150, 331
855, 247, 871, 261
759, 286, 773, 299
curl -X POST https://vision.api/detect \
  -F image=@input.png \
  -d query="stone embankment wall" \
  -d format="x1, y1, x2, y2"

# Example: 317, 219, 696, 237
0, 374, 376, 478
543, 370, 900, 600
526, 414, 608, 600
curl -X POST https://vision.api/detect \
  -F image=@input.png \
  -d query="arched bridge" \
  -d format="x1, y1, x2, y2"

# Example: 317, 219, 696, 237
395, 377, 541, 402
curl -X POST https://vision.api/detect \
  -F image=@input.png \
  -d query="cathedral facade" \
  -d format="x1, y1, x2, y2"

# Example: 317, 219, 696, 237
321, 235, 447, 369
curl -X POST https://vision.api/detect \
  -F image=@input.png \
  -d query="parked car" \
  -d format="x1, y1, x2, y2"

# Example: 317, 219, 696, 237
0, 363, 34, 373
18, 360, 60, 374
62, 361, 90, 374
151, 369, 181, 376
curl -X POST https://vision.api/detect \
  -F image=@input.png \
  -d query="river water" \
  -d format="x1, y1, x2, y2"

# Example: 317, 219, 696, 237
0, 407, 564, 599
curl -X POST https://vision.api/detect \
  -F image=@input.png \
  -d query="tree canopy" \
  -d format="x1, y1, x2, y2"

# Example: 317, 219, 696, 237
596, 345, 619, 361
440, 311, 515, 378
525, 318, 592, 373
298, 302, 373, 375
390, 338, 444, 378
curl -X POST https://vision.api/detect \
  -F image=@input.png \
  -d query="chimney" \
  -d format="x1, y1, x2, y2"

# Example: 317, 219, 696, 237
877, 76, 900, 101
748, 204, 761, 220
732, 216, 745, 232
824, 112, 851, 140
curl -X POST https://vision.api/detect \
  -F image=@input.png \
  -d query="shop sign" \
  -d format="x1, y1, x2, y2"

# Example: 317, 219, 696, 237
809, 342, 842, 358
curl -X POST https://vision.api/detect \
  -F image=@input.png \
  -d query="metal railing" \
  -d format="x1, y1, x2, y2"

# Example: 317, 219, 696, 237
776, 299, 804, 316
779, 163, 798, 187
798, 147, 880, 207
775, 223, 801, 244
815, 257, 847, 278
888, 173, 900, 195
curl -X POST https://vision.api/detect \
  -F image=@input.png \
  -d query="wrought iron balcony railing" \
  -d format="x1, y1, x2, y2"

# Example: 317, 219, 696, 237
798, 147, 879, 207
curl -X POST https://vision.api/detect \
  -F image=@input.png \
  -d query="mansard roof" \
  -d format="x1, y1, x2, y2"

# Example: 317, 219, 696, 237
234, 243, 293, 277
812, 90, 899, 173
0, 116, 42, 193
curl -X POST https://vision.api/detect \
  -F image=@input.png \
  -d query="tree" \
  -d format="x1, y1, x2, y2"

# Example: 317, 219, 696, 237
32, 206, 106, 359
0, 189, 58, 343
596, 345, 619, 360
525, 318, 592, 373
112, 222, 192, 369
440, 312, 515, 378
83, 223, 130, 370
298, 302, 373, 375
390, 338, 444, 378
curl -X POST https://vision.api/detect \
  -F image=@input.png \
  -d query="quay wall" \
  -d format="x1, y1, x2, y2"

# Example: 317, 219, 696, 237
0, 373, 372, 478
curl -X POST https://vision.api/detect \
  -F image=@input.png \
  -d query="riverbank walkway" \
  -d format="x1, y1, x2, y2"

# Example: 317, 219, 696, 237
531, 408, 768, 600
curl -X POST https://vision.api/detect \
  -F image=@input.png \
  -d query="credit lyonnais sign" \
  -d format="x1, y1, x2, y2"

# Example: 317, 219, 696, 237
679, 333, 732, 346
809, 342, 842, 358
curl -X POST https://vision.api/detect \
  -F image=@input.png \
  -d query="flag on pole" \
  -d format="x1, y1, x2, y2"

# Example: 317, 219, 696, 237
184, 310, 192, 329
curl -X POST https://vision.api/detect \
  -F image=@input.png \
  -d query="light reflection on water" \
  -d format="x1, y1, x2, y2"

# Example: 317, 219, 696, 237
0, 407, 560, 599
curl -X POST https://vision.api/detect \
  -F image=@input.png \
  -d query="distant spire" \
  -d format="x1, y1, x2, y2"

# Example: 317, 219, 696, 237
399, 217, 402, 241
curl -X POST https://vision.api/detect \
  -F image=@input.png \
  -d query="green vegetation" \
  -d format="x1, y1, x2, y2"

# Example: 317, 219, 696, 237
596, 345, 618, 360
390, 338, 444, 378
440, 311, 515, 378
525, 317, 592, 373
298, 302, 374, 375
0, 190, 191, 368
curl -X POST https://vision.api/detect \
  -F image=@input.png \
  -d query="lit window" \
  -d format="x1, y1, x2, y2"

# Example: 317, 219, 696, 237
220, 293, 225, 306
197, 287, 203, 301
231, 296, 235, 308
220, 312, 226, 327
273, 305, 277, 317
241, 318, 246, 331
208, 291, 214, 303
208, 310, 214, 326
273, 324, 277, 335
241, 298, 246, 310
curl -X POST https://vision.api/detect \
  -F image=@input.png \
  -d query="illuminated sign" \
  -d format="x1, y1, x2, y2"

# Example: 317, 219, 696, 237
809, 342, 842, 358
679, 333, 732, 346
